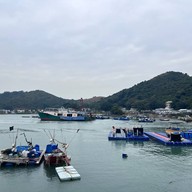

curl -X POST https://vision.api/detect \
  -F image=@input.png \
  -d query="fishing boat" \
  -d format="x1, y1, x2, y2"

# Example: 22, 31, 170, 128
44, 141, 71, 166
165, 127, 181, 137
138, 117, 155, 123
43, 130, 75, 166
113, 116, 130, 121
38, 107, 95, 121
165, 127, 192, 140
159, 118, 170, 121
144, 132, 192, 145
0, 128, 45, 167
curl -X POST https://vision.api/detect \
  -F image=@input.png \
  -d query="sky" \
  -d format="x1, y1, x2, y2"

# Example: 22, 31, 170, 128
0, 0, 192, 99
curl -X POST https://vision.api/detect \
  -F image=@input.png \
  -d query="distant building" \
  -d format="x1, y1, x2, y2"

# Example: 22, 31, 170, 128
165, 101, 172, 110
0, 109, 10, 114
154, 101, 178, 115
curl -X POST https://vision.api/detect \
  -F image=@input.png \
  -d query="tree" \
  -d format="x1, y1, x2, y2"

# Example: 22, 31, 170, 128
111, 105, 123, 115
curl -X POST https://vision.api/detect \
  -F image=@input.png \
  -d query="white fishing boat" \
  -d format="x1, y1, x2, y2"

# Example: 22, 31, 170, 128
38, 107, 95, 121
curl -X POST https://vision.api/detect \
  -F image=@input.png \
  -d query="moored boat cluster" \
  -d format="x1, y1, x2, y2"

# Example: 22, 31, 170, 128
108, 125, 192, 146
0, 126, 81, 181
0, 127, 71, 168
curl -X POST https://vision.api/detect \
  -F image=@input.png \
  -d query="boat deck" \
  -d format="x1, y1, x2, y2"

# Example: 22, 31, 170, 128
0, 149, 45, 167
108, 131, 149, 141
145, 132, 192, 146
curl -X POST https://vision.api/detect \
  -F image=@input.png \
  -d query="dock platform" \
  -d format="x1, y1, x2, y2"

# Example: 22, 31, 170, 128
145, 132, 192, 146
108, 131, 149, 141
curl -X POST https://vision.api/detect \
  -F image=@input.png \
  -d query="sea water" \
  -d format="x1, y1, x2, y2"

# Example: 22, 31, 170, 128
0, 114, 192, 192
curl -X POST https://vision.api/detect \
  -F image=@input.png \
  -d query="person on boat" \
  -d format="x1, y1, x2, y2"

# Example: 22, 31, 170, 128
122, 128, 128, 137
1, 144, 17, 156
9, 144, 17, 155
27, 141, 34, 151
112, 126, 116, 137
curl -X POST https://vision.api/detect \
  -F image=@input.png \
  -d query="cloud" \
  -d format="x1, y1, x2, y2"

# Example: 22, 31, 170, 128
0, 0, 192, 99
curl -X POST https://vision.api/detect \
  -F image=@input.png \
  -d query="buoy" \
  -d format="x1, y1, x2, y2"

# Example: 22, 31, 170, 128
122, 153, 128, 158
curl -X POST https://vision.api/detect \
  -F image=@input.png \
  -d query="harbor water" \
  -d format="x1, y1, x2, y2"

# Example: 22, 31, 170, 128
0, 115, 192, 192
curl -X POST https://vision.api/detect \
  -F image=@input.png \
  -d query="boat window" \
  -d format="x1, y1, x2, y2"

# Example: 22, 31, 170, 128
67, 114, 72, 117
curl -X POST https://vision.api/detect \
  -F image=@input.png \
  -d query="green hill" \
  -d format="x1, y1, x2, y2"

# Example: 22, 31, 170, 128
0, 71, 192, 111
0, 90, 78, 110
96, 71, 192, 111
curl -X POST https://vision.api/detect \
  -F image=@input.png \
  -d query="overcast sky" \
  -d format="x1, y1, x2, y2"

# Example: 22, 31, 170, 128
0, 0, 192, 99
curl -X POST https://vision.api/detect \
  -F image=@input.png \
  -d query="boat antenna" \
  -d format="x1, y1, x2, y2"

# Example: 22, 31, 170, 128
54, 138, 68, 149
20, 132, 32, 146
43, 129, 50, 139
65, 129, 80, 149
53, 129, 80, 150
48, 130, 55, 143
53, 128, 55, 142
60, 127, 65, 144
43, 129, 55, 143
14, 128, 19, 147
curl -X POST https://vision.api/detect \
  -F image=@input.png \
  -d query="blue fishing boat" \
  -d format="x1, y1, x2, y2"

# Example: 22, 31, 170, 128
145, 132, 192, 146
0, 127, 45, 167
181, 130, 192, 140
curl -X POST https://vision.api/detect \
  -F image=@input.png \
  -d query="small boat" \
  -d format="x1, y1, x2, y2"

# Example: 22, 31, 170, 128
165, 127, 181, 137
166, 127, 192, 140
44, 141, 71, 166
95, 115, 110, 120
159, 118, 170, 121
145, 132, 192, 145
138, 117, 155, 123
113, 116, 130, 121
0, 129, 44, 167
43, 130, 72, 166
38, 107, 95, 121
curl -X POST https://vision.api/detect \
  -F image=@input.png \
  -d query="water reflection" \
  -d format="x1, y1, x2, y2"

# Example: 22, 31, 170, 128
43, 165, 58, 180
129, 141, 145, 147
110, 140, 127, 148
0, 165, 39, 176
109, 140, 146, 150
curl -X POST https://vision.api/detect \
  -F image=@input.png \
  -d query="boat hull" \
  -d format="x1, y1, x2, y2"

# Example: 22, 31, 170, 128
38, 112, 61, 121
38, 112, 94, 121
44, 154, 71, 166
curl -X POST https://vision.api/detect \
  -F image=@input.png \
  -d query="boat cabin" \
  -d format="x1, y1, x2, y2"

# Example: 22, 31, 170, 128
170, 132, 182, 142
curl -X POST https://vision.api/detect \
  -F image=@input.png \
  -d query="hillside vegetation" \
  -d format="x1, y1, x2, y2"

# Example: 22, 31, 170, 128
96, 71, 192, 111
0, 71, 192, 111
0, 90, 78, 110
